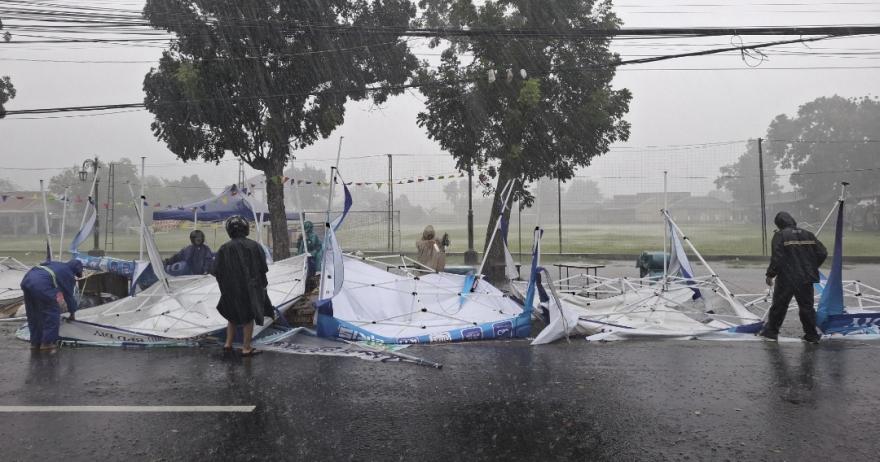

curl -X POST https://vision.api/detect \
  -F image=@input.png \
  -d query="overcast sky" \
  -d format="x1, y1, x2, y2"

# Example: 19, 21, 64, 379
1, 0, 878, 200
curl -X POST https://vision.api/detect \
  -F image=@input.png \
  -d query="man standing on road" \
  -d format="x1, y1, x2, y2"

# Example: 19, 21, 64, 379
20, 259, 83, 352
211, 216, 273, 356
759, 211, 828, 343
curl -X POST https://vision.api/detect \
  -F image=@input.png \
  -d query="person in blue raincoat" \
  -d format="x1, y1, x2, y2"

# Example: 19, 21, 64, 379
164, 229, 214, 275
19, 259, 83, 352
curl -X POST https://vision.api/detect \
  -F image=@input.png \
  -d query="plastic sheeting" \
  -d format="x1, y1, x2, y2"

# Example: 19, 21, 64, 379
316, 256, 530, 344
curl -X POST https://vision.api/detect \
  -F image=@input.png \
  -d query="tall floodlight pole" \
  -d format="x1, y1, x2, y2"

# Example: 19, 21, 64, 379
464, 163, 477, 265
79, 156, 101, 255
57, 186, 69, 260
757, 138, 768, 256
139, 156, 145, 260
40, 180, 52, 259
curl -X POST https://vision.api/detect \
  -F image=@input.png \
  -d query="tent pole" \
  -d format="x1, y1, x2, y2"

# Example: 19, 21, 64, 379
139, 156, 145, 261
476, 180, 514, 276
320, 137, 344, 297
662, 171, 668, 290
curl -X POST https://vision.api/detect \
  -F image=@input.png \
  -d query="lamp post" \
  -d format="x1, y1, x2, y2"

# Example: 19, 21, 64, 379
79, 157, 103, 256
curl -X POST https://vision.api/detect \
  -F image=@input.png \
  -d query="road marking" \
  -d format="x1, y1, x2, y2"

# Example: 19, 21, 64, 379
0, 405, 255, 413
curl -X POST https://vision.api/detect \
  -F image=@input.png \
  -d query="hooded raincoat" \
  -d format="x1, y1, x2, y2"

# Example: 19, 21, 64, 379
211, 237, 274, 326
416, 225, 446, 272
766, 211, 828, 285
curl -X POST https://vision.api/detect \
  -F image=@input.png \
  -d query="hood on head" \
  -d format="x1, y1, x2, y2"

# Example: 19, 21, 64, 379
66, 259, 84, 278
422, 225, 435, 240
303, 221, 314, 233
774, 211, 797, 229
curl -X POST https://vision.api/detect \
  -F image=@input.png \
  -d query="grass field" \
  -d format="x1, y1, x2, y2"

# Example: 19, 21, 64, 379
4, 221, 878, 265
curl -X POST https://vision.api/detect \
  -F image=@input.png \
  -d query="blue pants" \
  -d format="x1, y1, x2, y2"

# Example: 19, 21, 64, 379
21, 289, 61, 347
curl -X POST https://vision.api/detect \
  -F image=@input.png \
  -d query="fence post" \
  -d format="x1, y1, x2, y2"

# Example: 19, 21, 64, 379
758, 138, 768, 256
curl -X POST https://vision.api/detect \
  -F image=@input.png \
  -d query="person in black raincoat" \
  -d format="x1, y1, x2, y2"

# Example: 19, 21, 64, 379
163, 229, 214, 275
760, 211, 828, 343
211, 216, 273, 356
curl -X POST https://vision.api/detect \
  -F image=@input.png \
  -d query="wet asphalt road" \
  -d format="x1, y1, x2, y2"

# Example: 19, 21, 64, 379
1, 262, 878, 461
2, 333, 878, 461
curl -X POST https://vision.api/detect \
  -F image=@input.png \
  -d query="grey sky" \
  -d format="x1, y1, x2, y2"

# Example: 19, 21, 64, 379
1, 0, 878, 200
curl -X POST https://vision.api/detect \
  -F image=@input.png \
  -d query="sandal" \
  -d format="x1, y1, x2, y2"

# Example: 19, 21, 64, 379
241, 349, 262, 357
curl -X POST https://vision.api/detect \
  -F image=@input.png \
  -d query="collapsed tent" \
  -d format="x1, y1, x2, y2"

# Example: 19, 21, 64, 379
813, 185, 880, 338
528, 211, 764, 344
152, 184, 299, 222
313, 174, 533, 344
0, 257, 28, 314
17, 196, 307, 345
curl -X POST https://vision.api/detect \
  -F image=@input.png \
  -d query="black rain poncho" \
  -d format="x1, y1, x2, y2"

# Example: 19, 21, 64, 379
766, 211, 828, 285
211, 237, 274, 326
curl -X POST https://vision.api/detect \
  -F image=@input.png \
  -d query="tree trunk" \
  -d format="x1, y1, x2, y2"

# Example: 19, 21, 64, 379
263, 160, 290, 261
481, 162, 516, 284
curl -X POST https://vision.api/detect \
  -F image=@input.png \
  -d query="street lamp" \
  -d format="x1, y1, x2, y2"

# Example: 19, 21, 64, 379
79, 156, 102, 256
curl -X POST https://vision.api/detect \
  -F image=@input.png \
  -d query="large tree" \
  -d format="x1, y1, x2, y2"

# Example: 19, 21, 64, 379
416, 0, 630, 278
765, 95, 880, 207
142, 0, 418, 259
714, 139, 782, 219
0, 75, 15, 119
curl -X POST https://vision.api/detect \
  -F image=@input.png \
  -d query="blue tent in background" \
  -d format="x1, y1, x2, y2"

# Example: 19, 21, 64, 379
152, 184, 299, 223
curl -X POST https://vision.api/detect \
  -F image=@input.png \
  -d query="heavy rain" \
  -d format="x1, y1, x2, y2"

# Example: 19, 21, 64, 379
1, 1, 880, 460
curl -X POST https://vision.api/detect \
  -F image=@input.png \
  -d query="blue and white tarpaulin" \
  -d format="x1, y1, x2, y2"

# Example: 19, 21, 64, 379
315, 256, 530, 344
69, 199, 96, 255
318, 182, 352, 301
151, 184, 300, 223
667, 220, 702, 300
817, 200, 846, 329
315, 182, 530, 345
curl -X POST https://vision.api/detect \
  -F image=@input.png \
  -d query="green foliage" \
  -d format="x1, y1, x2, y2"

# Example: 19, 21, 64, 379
715, 140, 783, 213
416, 0, 631, 206
415, 0, 630, 272
0, 75, 16, 119
766, 95, 880, 206
142, 0, 419, 258
0, 177, 17, 191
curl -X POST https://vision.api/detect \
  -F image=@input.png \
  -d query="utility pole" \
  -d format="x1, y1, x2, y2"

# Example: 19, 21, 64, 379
464, 163, 477, 265
757, 138, 768, 256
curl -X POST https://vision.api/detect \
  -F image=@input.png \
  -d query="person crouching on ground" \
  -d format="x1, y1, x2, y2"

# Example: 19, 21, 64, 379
759, 211, 828, 343
211, 216, 274, 356
416, 225, 447, 272
164, 229, 214, 275
20, 259, 83, 352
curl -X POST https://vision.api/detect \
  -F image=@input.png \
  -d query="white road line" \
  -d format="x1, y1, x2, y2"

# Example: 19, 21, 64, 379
0, 405, 255, 413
